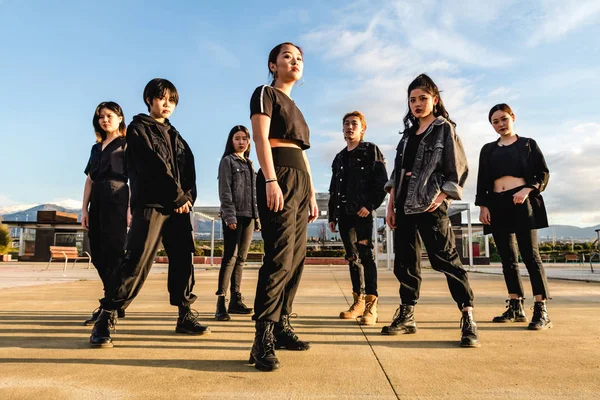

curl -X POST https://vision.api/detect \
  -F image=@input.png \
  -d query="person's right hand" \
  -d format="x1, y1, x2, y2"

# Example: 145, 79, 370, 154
175, 201, 192, 214
81, 210, 89, 229
479, 206, 491, 225
386, 202, 396, 229
228, 223, 237, 230
266, 181, 284, 212
329, 221, 338, 233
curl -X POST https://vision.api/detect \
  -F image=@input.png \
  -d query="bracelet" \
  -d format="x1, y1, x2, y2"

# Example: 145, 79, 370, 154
265, 178, 278, 183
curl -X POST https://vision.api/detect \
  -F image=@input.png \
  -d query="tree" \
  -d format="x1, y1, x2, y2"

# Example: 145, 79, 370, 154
0, 224, 10, 255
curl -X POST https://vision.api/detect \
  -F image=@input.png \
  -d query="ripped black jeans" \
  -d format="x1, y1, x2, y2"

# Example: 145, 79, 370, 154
394, 201, 474, 310
339, 213, 377, 296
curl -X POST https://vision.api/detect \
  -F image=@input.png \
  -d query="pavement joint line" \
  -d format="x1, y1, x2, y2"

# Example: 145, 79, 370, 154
329, 266, 400, 400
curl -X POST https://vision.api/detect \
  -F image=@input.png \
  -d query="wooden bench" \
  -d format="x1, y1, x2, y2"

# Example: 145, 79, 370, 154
540, 254, 553, 263
565, 253, 581, 263
246, 252, 263, 263
46, 246, 92, 271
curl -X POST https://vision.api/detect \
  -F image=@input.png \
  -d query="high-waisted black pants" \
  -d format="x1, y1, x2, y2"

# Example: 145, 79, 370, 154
253, 148, 310, 322
88, 180, 128, 290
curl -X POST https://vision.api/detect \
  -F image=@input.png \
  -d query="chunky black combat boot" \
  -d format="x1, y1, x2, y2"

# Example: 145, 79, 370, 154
176, 307, 211, 335
84, 307, 102, 326
89, 309, 117, 348
249, 320, 281, 372
492, 298, 528, 323
381, 304, 418, 335
460, 310, 481, 348
228, 292, 253, 314
274, 314, 311, 350
215, 296, 231, 321
117, 309, 126, 319
527, 301, 552, 330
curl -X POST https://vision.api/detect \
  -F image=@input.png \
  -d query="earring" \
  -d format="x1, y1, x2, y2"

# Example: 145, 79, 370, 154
433, 105, 438, 113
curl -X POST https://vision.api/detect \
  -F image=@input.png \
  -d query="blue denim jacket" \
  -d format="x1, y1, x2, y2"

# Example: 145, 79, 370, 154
386, 116, 469, 214
218, 154, 259, 225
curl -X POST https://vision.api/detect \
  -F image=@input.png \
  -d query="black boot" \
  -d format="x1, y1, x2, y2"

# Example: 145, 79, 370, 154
381, 304, 418, 335
84, 307, 102, 326
527, 301, 552, 330
117, 309, 126, 319
274, 314, 310, 351
460, 310, 481, 348
249, 320, 281, 372
492, 298, 528, 323
176, 307, 211, 335
228, 292, 253, 314
89, 309, 117, 348
215, 296, 231, 321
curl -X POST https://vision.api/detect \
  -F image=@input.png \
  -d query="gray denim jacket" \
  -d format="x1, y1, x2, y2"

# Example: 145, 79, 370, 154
386, 116, 468, 214
218, 154, 259, 225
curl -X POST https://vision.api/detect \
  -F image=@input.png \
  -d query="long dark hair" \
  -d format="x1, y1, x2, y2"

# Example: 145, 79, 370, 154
402, 74, 455, 133
221, 125, 251, 160
92, 101, 126, 143
268, 42, 303, 86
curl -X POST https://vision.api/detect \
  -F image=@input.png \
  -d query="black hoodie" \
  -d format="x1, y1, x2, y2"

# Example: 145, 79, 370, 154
126, 114, 197, 210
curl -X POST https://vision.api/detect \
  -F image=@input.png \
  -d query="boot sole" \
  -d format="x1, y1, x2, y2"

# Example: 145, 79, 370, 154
492, 318, 529, 323
381, 327, 417, 335
460, 342, 481, 348
527, 322, 553, 330
275, 345, 310, 351
249, 354, 281, 371
90, 341, 113, 348
228, 310, 253, 314
339, 314, 362, 319
215, 315, 231, 321
175, 327, 211, 336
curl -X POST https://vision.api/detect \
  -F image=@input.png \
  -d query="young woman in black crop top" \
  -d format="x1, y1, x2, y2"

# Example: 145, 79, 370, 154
248, 42, 318, 372
81, 101, 129, 325
476, 103, 551, 330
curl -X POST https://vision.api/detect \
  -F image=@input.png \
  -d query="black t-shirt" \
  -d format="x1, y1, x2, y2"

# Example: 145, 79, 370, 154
84, 137, 128, 182
489, 142, 523, 181
402, 133, 425, 172
250, 85, 310, 149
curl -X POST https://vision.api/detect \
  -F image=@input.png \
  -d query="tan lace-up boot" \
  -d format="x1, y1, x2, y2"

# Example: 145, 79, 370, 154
360, 295, 378, 325
339, 292, 366, 319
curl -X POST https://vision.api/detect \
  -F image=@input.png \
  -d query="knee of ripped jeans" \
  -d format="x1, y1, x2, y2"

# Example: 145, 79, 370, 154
356, 242, 374, 260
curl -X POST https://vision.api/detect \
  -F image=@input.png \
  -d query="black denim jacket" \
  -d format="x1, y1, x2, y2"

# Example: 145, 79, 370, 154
386, 117, 468, 214
475, 136, 549, 207
218, 154, 259, 226
126, 114, 196, 210
328, 141, 388, 222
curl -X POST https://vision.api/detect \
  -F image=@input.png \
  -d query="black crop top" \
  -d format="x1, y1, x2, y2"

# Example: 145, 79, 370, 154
250, 85, 310, 149
402, 132, 424, 172
489, 142, 523, 181
84, 137, 128, 182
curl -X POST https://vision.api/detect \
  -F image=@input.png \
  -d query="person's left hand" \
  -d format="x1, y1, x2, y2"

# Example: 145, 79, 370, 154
513, 187, 533, 204
308, 192, 319, 223
427, 192, 448, 212
356, 207, 370, 218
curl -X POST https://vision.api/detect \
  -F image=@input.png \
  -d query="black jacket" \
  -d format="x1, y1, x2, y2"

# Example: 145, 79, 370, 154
476, 136, 549, 207
126, 114, 197, 210
328, 141, 388, 222
218, 154, 259, 226
476, 136, 549, 234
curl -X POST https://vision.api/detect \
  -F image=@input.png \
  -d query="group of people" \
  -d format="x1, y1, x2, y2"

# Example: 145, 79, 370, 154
81, 42, 552, 372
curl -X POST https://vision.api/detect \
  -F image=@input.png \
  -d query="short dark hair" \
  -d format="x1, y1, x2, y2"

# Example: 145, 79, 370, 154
221, 125, 251, 160
488, 103, 514, 123
143, 78, 179, 112
92, 101, 126, 143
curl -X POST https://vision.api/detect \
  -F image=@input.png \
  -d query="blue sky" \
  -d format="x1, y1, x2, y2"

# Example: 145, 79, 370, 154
1, 0, 599, 226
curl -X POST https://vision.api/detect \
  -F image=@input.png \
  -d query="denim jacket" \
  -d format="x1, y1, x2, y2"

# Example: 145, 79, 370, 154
218, 154, 259, 226
386, 116, 468, 214
328, 141, 388, 222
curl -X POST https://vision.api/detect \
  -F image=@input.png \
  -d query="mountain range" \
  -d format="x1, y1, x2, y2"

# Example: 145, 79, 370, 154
1, 203, 599, 241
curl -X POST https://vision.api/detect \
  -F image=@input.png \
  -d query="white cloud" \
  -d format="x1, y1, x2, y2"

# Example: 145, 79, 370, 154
527, 0, 600, 46
198, 40, 240, 69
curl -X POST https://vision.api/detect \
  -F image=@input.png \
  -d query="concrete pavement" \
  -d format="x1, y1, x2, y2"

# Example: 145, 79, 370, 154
0, 262, 599, 399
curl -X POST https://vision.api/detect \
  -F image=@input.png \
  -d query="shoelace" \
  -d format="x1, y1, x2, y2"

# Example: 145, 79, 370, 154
261, 326, 276, 356
107, 312, 118, 332
391, 306, 409, 326
460, 315, 475, 332
183, 309, 201, 324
